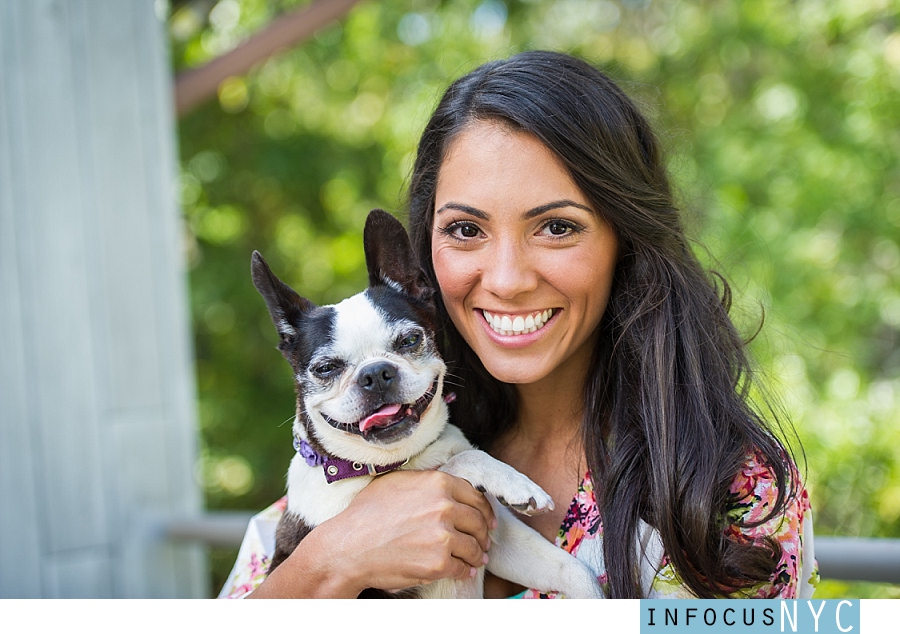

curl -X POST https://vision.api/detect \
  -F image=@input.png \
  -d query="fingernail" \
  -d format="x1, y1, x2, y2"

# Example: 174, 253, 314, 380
470, 567, 477, 578
482, 553, 489, 565
485, 537, 491, 551
491, 517, 498, 530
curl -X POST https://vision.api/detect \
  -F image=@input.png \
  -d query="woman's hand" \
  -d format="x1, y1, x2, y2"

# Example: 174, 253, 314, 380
247, 469, 496, 598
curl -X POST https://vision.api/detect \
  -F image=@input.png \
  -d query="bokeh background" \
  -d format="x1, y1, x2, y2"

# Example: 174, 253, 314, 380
168, 0, 900, 596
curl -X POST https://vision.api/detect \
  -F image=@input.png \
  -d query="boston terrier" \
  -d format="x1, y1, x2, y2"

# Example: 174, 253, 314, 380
250, 209, 602, 599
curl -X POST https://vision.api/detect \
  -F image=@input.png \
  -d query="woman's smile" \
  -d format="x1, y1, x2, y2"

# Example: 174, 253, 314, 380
431, 121, 618, 386
481, 308, 556, 337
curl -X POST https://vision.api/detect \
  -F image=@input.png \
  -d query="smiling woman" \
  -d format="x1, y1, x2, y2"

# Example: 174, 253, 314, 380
406, 51, 816, 599
431, 122, 618, 389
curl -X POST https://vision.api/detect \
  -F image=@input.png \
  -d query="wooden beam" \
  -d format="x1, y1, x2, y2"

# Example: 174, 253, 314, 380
174, 0, 363, 117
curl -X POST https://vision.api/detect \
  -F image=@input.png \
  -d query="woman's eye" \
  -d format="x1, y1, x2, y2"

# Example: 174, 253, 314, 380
549, 222, 570, 235
439, 221, 482, 241
540, 220, 580, 237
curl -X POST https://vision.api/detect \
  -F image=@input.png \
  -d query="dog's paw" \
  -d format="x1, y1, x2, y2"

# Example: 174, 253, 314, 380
492, 492, 550, 516
441, 449, 554, 515
477, 476, 554, 516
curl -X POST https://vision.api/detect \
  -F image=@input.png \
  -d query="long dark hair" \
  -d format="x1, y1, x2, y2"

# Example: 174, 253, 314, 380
406, 50, 798, 598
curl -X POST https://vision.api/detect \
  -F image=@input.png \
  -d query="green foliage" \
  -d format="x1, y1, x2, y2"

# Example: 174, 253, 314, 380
171, 0, 900, 592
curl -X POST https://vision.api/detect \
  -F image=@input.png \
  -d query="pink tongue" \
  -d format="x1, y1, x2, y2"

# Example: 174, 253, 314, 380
359, 404, 403, 432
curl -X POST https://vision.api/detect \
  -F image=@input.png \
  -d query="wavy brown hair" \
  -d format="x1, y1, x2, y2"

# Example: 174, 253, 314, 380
406, 50, 799, 598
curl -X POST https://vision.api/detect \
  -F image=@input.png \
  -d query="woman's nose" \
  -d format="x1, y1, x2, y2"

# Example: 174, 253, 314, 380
479, 239, 538, 299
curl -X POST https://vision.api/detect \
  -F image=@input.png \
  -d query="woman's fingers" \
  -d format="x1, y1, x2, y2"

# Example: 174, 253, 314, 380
445, 499, 492, 565
358, 470, 494, 583
448, 474, 497, 543
434, 521, 486, 573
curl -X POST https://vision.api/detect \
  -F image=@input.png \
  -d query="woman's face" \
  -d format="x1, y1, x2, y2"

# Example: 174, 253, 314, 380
431, 121, 618, 387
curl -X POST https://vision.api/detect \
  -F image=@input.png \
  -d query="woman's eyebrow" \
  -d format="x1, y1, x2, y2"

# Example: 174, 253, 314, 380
522, 200, 593, 219
434, 202, 489, 219
436, 199, 593, 219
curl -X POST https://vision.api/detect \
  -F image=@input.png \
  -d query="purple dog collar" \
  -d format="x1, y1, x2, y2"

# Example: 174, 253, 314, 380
293, 392, 456, 485
294, 436, 407, 484
322, 455, 407, 484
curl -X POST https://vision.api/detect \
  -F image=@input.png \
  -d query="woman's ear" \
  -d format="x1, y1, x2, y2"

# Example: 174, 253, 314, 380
363, 209, 434, 302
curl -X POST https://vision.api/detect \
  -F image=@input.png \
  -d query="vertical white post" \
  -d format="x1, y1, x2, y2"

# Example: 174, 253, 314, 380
0, 0, 206, 598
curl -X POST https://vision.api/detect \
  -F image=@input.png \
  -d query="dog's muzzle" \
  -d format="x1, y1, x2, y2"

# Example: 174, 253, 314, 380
321, 379, 440, 442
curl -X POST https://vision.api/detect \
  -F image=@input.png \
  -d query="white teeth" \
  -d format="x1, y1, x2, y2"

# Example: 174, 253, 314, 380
482, 309, 555, 337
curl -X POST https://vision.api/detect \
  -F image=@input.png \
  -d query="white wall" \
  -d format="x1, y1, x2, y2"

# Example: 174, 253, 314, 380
0, 0, 206, 598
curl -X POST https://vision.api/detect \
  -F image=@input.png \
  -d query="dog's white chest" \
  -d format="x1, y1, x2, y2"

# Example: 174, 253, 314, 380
285, 424, 471, 526
286, 453, 371, 526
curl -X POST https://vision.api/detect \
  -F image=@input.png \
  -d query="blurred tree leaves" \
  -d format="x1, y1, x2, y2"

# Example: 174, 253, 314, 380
170, 0, 899, 591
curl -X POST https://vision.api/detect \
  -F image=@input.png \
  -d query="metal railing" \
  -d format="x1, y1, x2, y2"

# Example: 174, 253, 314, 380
163, 512, 255, 548
812, 537, 900, 584
161, 512, 900, 585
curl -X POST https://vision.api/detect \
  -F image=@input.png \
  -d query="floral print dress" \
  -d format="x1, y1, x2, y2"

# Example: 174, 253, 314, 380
521, 450, 818, 598
219, 451, 818, 599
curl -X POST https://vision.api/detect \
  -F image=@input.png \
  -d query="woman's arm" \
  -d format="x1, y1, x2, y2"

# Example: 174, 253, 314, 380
241, 469, 496, 598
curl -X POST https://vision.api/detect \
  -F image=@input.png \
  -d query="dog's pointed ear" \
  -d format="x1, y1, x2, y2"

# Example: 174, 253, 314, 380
363, 209, 433, 302
251, 250, 315, 342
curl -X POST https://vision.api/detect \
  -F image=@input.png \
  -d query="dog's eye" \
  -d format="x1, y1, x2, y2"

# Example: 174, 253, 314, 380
312, 361, 341, 378
398, 333, 421, 349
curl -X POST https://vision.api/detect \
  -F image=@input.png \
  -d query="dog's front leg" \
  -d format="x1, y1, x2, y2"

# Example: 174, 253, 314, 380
438, 449, 554, 514
486, 501, 603, 598
439, 450, 603, 599
487, 500, 604, 599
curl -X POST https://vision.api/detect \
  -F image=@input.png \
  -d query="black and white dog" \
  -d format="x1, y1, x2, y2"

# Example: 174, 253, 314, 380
251, 209, 602, 599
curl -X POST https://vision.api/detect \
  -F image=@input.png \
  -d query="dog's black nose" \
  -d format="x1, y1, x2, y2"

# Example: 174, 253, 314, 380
357, 362, 398, 393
